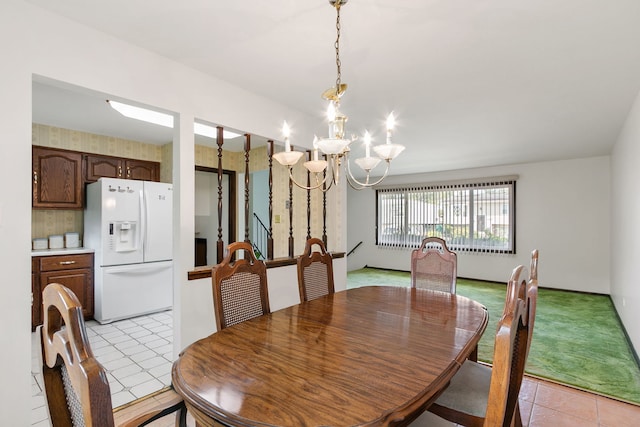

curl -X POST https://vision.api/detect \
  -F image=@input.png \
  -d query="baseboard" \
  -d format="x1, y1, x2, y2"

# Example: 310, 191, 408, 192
609, 296, 640, 369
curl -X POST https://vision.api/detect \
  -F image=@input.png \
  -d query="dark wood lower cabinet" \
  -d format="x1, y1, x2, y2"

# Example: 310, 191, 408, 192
32, 253, 94, 330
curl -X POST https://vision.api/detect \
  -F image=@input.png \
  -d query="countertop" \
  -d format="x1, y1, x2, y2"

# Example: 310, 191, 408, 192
31, 247, 95, 257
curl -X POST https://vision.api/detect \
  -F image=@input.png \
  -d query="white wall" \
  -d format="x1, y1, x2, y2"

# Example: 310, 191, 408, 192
0, 1, 331, 424
348, 156, 611, 294
0, 3, 32, 422
610, 89, 640, 354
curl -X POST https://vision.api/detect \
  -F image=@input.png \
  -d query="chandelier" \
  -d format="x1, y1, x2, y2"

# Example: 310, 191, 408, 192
273, 0, 405, 191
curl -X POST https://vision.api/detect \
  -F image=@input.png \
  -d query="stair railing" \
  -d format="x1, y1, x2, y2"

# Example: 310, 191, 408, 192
252, 213, 270, 260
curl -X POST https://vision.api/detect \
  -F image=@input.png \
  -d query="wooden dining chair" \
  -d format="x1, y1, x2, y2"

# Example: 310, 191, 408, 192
506, 249, 539, 425
410, 236, 457, 293
426, 261, 536, 427
212, 241, 271, 330
524, 249, 539, 360
297, 237, 335, 302
40, 283, 187, 427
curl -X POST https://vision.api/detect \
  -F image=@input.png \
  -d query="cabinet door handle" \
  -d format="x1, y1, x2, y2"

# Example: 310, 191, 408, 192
127, 166, 131, 178
118, 166, 122, 177
59, 261, 77, 265
33, 170, 38, 184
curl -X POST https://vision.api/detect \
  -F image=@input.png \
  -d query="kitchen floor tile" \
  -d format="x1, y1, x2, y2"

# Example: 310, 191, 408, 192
32, 310, 174, 425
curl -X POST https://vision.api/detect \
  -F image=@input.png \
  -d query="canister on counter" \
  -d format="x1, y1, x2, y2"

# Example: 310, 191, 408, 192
33, 238, 48, 250
48, 235, 64, 249
65, 232, 80, 248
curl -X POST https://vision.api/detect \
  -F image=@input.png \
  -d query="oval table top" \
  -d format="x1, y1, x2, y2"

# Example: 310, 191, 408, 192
172, 286, 488, 427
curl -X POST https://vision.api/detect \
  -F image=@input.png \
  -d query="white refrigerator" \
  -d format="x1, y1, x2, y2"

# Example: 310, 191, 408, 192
84, 178, 173, 324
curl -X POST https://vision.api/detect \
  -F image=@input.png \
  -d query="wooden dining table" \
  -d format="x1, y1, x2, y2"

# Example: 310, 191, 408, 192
172, 286, 488, 427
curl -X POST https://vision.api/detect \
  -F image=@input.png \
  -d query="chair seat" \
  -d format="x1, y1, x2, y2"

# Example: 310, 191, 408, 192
432, 360, 492, 422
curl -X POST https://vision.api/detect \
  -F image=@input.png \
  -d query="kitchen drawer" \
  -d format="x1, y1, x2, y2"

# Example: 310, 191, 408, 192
39, 253, 93, 272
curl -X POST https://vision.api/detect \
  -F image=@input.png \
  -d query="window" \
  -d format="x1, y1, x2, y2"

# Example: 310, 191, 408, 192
376, 176, 516, 253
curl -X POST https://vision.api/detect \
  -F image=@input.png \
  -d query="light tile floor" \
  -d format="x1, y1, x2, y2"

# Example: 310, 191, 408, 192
31, 310, 174, 426
32, 309, 640, 426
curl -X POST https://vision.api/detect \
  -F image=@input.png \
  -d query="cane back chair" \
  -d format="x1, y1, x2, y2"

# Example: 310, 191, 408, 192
40, 283, 186, 427
211, 241, 271, 331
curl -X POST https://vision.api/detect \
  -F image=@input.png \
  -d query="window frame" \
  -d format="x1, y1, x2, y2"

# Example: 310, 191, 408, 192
375, 176, 517, 254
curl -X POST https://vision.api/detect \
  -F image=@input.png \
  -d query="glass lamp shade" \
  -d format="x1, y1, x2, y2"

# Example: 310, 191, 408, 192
373, 143, 406, 160
354, 156, 382, 172
303, 159, 329, 173
273, 150, 305, 166
316, 137, 351, 155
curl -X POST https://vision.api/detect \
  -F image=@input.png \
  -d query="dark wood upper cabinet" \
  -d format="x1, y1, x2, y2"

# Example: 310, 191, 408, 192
32, 147, 161, 209
125, 158, 160, 181
32, 146, 83, 209
84, 154, 123, 181
84, 153, 159, 183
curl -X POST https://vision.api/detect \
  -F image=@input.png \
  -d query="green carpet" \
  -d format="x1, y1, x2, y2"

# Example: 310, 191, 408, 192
347, 267, 640, 404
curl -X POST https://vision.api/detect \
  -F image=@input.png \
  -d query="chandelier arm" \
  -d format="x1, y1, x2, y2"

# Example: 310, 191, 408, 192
332, 156, 341, 186
322, 157, 338, 192
319, 172, 336, 193
345, 156, 391, 189
288, 167, 330, 191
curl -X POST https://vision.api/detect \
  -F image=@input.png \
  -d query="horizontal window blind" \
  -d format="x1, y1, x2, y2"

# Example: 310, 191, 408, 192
376, 177, 516, 253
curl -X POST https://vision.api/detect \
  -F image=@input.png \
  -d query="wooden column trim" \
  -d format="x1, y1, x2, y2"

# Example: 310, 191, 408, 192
288, 146, 294, 258
267, 140, 274, 260
216, 126, 224, 263
306, 150, 311, 241
244, 134, 251, 243
322, 154, 328, 248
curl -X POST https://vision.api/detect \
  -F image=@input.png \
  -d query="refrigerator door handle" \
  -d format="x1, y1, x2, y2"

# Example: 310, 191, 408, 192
139, 187, 146, 256
105, 263, 172, 275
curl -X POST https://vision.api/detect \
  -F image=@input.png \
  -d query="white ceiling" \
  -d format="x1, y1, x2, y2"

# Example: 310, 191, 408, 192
27, 0, 640, 175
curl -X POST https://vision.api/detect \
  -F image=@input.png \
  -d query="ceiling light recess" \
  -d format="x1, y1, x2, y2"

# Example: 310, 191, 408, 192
107, 100, 241, 139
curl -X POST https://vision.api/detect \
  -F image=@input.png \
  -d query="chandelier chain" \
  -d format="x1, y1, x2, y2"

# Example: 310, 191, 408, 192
334, 5, 342, 94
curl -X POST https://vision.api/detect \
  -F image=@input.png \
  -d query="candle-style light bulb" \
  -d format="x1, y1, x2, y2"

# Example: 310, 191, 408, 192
327, 102, 337, 138
364, 131, 371, 157
312, 135, 319, 161
386, 112, 395, 130
283, 121, 291, 152
327, 102, 336, 122
386, 112, 395, 144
